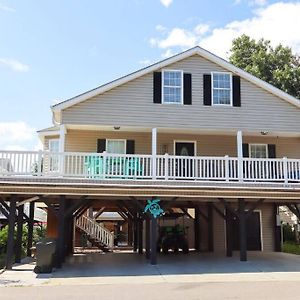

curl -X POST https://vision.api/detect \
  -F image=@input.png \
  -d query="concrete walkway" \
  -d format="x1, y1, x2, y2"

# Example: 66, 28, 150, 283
1, 252, 300, 287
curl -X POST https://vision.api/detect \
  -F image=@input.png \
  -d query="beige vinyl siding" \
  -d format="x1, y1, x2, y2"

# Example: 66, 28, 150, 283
44, 136, 59, 151
62, 55, 300, 133
63, 129, 300, 159
261, 203, 275, 252
65, 130, 151, 153
213, 204, 226, 253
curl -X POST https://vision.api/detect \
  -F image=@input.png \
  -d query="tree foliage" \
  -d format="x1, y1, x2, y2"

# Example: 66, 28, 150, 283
229, 34, 300, 99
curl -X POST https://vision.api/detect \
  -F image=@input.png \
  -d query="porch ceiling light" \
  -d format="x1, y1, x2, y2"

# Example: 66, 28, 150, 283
260, 131, 268, 136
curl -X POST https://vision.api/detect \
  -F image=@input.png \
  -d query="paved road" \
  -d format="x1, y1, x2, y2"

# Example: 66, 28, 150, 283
0, 281, 298, 300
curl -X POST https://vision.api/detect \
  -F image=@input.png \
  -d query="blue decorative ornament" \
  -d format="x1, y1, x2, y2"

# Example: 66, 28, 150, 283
144, 199, 164, 218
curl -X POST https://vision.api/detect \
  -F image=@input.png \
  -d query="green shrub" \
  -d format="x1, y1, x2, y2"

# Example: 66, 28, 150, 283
0, 224, 47, 262
282, 241, 300, 255
283, 224, 295, 242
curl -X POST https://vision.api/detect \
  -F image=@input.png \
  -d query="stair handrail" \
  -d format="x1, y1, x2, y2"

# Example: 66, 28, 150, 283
76, 215, 114, 248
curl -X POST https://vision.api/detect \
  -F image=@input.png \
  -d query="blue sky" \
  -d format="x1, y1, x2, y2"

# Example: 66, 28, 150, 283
0, 0, 299, 150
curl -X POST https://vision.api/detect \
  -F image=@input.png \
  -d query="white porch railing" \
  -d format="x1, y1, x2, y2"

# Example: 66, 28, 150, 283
76, 215, 114, 249
0, 150, 300, 183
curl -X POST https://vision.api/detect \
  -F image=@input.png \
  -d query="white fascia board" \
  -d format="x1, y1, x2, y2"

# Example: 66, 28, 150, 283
37, 130, 60, 142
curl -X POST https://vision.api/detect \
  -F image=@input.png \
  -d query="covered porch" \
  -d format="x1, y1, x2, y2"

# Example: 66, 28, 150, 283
2, 125, 300, 184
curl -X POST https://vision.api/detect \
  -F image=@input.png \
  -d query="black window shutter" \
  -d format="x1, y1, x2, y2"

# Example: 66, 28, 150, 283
97, 139, 106, 153
203, 74, 212, 106
242, 143, 249, 157
153, 72, 162, 104
126, 140, 135, 154
183, 73, 192, 105
268, 144, 276, 158
232, 76, 241, 107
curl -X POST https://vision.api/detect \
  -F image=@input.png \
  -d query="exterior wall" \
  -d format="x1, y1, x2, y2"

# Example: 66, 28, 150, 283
210, 202, 275, 253
261, 203, 275, 252
62, 129, 300, 159
44, 135, 59, 151
61, 55, 300, 133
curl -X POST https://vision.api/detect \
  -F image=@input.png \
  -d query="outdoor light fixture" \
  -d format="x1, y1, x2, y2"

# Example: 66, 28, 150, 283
260, 131, 268, 136
114, 126, 120, 130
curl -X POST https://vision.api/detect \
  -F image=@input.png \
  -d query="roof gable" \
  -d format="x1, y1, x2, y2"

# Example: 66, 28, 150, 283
52, 46, 300, 117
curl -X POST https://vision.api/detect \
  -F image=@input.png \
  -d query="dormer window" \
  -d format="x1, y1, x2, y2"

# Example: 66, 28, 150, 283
162, 70, 183, 104
211, 72, 232, 106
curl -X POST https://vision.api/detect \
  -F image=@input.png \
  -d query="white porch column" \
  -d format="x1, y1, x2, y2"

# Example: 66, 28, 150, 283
152, 128, 157, 179
237, 130, 243, 181
59, 125, 66, 175
59, 125, 66, 152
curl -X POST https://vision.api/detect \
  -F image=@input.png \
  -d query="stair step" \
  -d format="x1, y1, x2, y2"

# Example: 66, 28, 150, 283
75, 215, 114, 250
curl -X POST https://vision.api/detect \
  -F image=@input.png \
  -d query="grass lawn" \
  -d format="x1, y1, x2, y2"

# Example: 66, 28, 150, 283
282, 241, 300, 255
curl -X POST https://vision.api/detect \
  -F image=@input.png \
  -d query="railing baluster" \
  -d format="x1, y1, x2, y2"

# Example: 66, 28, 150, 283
1, 150, 300, 184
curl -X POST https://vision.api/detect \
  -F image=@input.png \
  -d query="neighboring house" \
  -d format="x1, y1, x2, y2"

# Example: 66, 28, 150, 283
0, 202, 47, 224
1, 46, 300, 269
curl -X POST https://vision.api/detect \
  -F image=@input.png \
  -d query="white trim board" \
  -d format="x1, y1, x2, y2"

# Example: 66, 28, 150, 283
174, 140, 197, 156
51, 46, 300, 119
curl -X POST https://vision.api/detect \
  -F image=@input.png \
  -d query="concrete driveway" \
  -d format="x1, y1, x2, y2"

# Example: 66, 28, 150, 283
54, 251, 300, 278
1, 251, 300, 287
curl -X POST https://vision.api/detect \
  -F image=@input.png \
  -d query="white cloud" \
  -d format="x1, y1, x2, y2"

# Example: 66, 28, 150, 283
201, 2, 300, 58
0, 121, 39, 150
234, 0, 267, 6
160, 0, 173, 8
151, 28, 197, 49
194, 24, 210, 36
249, 0, 267, 6
139, 59, 152, 66
0, 3, 15, 12
150, 2, 300, 59
51, 99, 61, 105
162, 49, 175, 58
0, 58, 29, 72
155, 24, 167, 32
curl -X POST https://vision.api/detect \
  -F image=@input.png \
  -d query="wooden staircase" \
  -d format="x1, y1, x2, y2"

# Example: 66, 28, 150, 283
76, 215, 114, 252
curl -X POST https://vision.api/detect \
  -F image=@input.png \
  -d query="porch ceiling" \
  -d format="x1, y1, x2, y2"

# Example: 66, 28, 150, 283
65, 124, 300, 137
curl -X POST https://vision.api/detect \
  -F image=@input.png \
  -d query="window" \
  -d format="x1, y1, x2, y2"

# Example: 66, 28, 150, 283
48, 139, 59, 172
212, 72, 232, 105
162, 70, 183, 104
249, 144, 268, 158
106, 139, 126, 154
49, 139, 59, 152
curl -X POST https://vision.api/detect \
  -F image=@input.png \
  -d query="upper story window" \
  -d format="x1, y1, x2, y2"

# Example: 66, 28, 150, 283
106, 139, 126, 154
49, 139, 59, 152
249, 144, 268, 158
162, 70, 183, 104
212, 72, 232, 106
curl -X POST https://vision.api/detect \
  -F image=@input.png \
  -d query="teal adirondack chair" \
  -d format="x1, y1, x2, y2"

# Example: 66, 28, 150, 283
85, 156, 142, 178
84, 156, 104, 178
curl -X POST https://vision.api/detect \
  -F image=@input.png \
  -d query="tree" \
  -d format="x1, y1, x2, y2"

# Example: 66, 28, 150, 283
229, 34, 300, 99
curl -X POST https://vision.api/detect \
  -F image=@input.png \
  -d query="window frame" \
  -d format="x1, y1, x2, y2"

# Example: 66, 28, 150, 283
211, 71, 233, 107
249, 144, 269, 158
173, 140, 197, 156
106, 139, 127, 154
162, 69, 184, 105
48, 139, 60, 152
